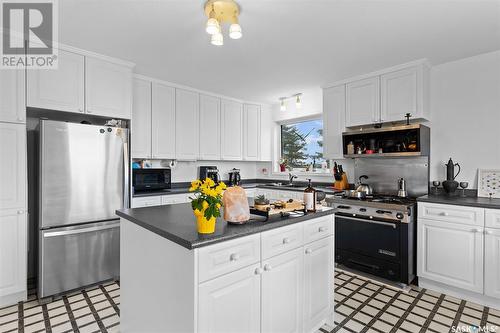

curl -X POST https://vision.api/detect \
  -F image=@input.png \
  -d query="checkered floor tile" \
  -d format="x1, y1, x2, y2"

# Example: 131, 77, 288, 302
1, 271, 499, 333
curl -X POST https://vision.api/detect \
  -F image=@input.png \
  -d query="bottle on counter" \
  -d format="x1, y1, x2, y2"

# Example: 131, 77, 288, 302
347, 141, 355, 155
303, 179, 316, 212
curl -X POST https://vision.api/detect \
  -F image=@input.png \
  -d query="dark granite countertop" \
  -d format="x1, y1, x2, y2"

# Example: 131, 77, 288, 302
116, 203, 335, 250
417, 194, 500, 209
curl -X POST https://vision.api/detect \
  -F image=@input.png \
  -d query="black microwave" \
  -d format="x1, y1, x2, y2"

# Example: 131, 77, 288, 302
132, 168, 171, 192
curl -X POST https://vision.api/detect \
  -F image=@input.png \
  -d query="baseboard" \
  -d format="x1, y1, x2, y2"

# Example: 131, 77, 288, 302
419, 278, 500, 309
0, 290, 27, 308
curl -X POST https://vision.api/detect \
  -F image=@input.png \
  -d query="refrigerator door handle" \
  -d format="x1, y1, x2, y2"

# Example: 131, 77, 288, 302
123, 142, 130, 209
43, 222, 120, 238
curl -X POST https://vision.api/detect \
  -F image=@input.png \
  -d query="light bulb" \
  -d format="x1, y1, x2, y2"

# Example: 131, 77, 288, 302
229, 23, 242, 39
211, 32, 224, 46
280, 99, 286, 111
206, 18, 220, 35
295, 95, 302, 109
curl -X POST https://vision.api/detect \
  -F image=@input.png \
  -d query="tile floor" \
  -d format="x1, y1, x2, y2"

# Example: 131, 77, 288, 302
1, 271, 499, 333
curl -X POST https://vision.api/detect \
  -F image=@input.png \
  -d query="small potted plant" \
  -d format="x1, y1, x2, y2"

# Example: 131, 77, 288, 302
279, 158, 288, 172
254, 195, 270, 206
189, 178, 227, 234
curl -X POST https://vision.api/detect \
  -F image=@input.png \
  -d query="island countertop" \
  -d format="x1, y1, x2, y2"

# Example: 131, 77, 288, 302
116, 204, 335, 250
417, 194, 500, 209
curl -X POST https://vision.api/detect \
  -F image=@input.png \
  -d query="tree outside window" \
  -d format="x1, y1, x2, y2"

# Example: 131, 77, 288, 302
280, 119, 327, 172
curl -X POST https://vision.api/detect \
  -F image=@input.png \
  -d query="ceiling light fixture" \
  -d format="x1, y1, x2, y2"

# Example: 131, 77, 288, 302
294, 93, 302, 109
204, 0, 242, 45
280, 98, 286, 111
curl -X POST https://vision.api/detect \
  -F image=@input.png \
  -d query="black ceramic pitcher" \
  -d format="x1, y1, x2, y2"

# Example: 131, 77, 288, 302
443, 158, 461, 193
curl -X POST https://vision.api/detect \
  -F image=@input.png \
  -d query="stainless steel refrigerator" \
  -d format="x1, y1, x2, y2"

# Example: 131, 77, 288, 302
38, 120, 129, 299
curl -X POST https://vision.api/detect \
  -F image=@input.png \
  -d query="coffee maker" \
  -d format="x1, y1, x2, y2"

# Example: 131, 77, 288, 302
199, 166, 220, 184
228, 168, 241, 186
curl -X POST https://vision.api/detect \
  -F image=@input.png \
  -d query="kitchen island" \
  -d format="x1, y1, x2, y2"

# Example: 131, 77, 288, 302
116, 203, 335, 333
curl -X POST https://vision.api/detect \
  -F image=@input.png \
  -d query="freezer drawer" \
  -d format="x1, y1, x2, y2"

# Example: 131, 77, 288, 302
39, 220, 120, 299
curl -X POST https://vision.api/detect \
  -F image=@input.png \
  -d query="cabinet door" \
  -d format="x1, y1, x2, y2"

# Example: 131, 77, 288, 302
175, 89, 199, 160
221, 99, 243, 160
198, 264, 261, 333
345, 77, 380, 127
417, 219, 484, 293
0, 123, 26, 211
131, 196, 162, 208
303, 236, 334, 332
27, 50, 84, 113
0, 70, 25, 123
261, 248, 303, 333
151, 83, 176, 159
199, 94, 221, 160
380, 67, 420, 123
243, 104, 260, 161
0, 210, 27, 303
485, 229, 500, 299
131, 78, 152, 158
323, 85, 345, 158
85, 57, 132, 119
260, 107, 273, 161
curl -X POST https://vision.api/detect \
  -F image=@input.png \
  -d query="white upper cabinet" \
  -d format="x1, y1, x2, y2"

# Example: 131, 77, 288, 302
260, 107, 273, 161
151, 83, 176, 159
27, 50, 84, 113
243, 104, 260, 161
199, 94, 221, 160
85, 57, 133, 119
0, 123, 26, 211
381, 65, 428, 122
261, 248, 304, 333
0, 70, 25, 124
323, 85, 346, 159
132, 78, 152, 159
175, 89, 199, 160
417, 219, 484, 293
345, 77, 380, 127
221, 99, 243, 160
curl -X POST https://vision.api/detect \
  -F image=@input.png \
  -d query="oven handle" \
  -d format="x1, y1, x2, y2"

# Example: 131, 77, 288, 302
337, 216, 397, 229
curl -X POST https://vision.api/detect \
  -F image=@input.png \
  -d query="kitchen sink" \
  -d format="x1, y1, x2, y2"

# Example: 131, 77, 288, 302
266, 183, 305, 188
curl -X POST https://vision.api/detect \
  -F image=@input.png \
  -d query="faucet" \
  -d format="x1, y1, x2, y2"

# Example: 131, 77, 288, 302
288, 173, 298, 185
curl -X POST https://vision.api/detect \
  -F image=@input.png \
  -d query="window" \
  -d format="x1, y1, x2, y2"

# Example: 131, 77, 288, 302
280, 119, 328, 173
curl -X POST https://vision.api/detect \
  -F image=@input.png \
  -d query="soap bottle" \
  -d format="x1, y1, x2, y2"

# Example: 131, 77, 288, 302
303, 179, 316, 212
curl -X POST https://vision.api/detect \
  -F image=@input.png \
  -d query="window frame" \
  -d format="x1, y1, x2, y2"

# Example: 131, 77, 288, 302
273, 115, 331, 177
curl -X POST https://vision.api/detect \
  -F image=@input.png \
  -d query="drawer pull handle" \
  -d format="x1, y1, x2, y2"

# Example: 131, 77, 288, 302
17, 210, 24, 214
264, 264, 272, 271
440, 212, 449, 216
305, 248, 313, 254
318, 226, 326, 232
254, 267, 263, 275
282, 237, 290, 244
230, 253, 240, 261
472, 228, 483, 233
485, 230, 493, 235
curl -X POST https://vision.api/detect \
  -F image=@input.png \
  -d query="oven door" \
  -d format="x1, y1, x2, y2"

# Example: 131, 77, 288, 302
335, 214, 402, 281
133, 169, 171, 191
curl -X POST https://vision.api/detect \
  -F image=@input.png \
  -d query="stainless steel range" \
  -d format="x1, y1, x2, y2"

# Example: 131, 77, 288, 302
327, 193, 417, 286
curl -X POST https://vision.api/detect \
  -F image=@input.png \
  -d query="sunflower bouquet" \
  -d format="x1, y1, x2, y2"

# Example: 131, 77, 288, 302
189, 178, 227, 233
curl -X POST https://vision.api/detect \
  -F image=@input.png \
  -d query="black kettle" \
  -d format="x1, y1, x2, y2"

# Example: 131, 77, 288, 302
443, 158, 461, 193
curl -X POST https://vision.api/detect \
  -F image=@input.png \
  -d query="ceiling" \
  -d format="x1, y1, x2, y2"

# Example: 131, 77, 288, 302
58, 0, 500, 105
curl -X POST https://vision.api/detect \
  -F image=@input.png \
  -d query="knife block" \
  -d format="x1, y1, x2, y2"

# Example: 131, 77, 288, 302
334, 173, 349, 190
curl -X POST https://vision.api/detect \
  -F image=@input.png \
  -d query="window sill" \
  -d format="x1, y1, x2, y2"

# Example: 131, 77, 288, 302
271, 171, 333, 178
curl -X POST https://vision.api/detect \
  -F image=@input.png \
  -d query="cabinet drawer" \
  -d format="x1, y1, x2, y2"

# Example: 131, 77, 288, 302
261, 223, 304, 260
304, 215, 334, 244
161, 194, 189, 205
486, 209, 500, 229
198, 234, 260, 282
418, 202, 484, 226
131, 196, 162, 208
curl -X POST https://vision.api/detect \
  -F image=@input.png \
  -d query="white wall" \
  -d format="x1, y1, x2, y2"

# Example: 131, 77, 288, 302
429, 50, 500, 188
140, 160, 258, 183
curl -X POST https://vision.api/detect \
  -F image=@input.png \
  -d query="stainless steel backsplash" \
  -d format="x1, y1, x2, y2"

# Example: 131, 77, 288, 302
354, 157, 429, 198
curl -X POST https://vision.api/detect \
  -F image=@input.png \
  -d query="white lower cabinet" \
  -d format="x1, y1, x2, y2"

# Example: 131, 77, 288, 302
0, 210, 27, 306
262, 247, 304, 333
303, 236, 334, 332
485, 228, 500, 299
132, 193, 190, 208
418, 218, 483, 293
